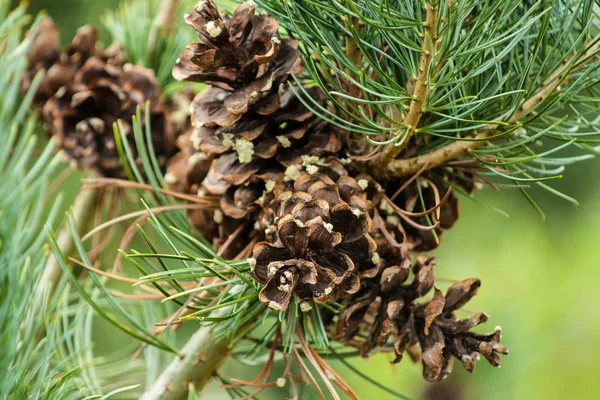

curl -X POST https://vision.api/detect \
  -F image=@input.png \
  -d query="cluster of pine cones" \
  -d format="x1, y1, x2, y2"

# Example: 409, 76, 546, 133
25, 0, 507, 383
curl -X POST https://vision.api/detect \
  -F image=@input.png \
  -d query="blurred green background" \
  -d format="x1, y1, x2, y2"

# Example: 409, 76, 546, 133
29, 1, 600, 399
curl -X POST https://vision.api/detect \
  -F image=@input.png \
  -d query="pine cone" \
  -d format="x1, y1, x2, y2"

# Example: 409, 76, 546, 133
168, 0, 341, 249
373, 168, 476, 252
25, 18, 126, 105
334, 257, 508, 382
173, 0, 302, 103
250, 160, 381, 311
25, 17, 175, 178
170, 1, 338, 214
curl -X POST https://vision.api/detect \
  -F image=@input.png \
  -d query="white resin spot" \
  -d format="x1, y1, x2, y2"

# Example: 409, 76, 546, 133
357, 179, 369, 190
265, 180, 276, 193
284, 165, 302, 181
276, 135, 292, 148
235, 138, 255, 164
213, 210, 223, 224
205, 21, 222, 38
301, 155, 320, 167
268, 301, 284, 311
164, 172, 178, 184
195, 1, 208, 12
221, 133, 234, 148
371, 252, 380, 265
306, 164, 319, 175
278, 284, 291, 293
247, 257, 257, 271
188, 152, 208, 167
300, 302, 313, 312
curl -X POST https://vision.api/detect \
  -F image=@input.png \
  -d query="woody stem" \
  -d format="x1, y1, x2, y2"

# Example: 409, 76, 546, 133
154, 0, 182, 37
374, 1, 439, 172
140, 325, 233, 400
37, 186, 98, 301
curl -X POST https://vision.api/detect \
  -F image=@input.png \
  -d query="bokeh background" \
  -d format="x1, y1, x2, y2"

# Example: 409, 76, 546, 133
29, 1, 600, 399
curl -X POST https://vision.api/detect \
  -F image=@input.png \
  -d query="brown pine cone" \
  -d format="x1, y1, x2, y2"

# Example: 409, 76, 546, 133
335, 257, 508, 382
170, 1, 337, 214
168, 0, 342, 250
173, 0, 302, 105
249, 160, 381, 311
24, 18, 126, 105
25, 17, 176, 178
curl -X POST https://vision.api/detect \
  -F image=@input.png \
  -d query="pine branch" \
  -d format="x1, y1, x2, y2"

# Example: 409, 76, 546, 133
140, 324, 232, 400
375, 1, 440, 171
386, 33, 600, 177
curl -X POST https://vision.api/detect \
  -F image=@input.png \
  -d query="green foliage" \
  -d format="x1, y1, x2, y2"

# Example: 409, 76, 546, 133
0, 3, 83, 398
102, 0, 197, 88
257, 0, 600, 206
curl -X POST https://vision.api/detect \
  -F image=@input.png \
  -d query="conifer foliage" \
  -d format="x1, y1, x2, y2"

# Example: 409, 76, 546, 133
5, 0, 600, 399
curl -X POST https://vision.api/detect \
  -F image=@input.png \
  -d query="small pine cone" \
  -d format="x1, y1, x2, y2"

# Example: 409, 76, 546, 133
335, 257, 507, 382
27, 18, 175, 178
375, 168, 476, 252
250, 161, 381, 311
24, 18, 126, 105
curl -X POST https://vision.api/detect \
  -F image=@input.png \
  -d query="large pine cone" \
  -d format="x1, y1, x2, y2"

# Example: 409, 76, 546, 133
26, 18, 175, 178
168, 0, 341, 248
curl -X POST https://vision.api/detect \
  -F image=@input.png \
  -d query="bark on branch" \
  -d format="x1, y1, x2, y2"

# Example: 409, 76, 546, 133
154, 0, 182, 37
38, 187, 98, 300
140, 324, 232, 400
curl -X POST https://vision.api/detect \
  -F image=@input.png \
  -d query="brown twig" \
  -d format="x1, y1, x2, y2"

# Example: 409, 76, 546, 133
147, 0, 182, 55
139, 319, 233, 400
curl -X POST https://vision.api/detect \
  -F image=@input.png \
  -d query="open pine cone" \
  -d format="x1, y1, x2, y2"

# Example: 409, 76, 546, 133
26, 17, 175, 178
168, 0, 341, 250
334, 257, 508, 382
250, 159, 378, 310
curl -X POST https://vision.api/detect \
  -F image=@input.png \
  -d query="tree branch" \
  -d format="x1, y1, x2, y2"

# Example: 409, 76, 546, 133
374, 2, 439, 171
344, 16, 363, 74
140, 324, 232, 400
386, 34, 600, 177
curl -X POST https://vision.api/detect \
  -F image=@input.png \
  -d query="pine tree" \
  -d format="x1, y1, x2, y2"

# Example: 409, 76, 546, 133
2, 0, 600, 399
